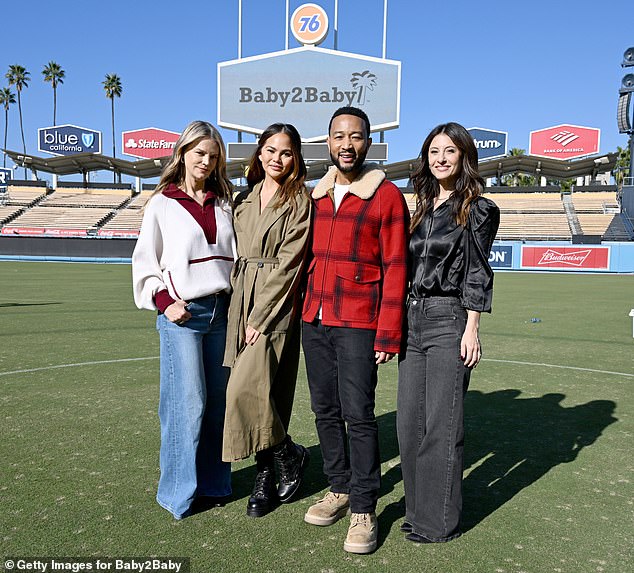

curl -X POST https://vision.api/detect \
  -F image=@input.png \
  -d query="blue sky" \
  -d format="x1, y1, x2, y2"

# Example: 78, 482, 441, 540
1, 0, 632, 183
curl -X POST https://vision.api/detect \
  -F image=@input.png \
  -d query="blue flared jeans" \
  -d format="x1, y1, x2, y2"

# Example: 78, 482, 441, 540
397, 296, 471, 541
156, 293, 231, 519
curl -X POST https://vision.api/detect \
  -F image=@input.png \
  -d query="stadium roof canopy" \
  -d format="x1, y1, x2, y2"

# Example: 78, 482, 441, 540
3, 148, 333, 181
3, 149, 616, 184
4, 149, 171, 179
382, 152, 618, 183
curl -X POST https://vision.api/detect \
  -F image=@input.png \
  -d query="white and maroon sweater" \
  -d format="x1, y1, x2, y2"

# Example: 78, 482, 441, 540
132, 185, 237, 312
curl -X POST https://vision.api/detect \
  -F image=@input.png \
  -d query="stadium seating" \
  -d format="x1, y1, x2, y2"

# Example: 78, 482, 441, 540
100, 209, 144, 232
3, 186, 48, 206
401, 191, 417, 213
577, 214, 631, 240
0, 205, 25, 224
495, 213, 572, 241
3, 206, 112, 230
41, 191, 129, 209
98, 192, 152, 232
126, 193, 152, 209
1, 185, 630, 242
570, 191, 619, 213
483, 192, 564, 213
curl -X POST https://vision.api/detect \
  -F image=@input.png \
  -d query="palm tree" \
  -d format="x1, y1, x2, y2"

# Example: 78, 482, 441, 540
502, 148, 528, 187
613, 145, 631, 188
5, 65, 30, 178
0, 87, 16, 168
350, 70, 377, 105
42, 61, 65, 125
102, 73, 122, 183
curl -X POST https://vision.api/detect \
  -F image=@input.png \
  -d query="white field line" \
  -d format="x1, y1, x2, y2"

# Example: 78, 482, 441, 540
0, 356, 158, 377
0, 356, 632, 378
483, 358, 633, 378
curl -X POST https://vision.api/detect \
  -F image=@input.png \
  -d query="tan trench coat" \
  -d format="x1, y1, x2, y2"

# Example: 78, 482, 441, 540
222, 182, 311, 462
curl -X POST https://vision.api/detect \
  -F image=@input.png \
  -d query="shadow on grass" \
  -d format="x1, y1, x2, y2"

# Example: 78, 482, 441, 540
224, 410, 402, 508
0, 302, 61, 307
190, 391, 616, 539
462, 390, 617, 532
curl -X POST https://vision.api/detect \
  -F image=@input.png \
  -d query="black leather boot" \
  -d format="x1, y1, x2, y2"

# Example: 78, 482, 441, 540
273, 436, 310, 504
246, 452, 278, 517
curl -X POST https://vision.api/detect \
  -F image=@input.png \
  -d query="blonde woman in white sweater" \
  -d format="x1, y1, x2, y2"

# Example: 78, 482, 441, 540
132, 121, 236, 519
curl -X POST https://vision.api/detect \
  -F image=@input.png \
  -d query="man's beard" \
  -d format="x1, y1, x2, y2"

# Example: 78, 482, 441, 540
330, 148, 368, 175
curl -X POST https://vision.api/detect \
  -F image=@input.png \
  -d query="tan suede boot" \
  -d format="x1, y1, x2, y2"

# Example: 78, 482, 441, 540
344, 512, 378, 554
304, 492, 350, 526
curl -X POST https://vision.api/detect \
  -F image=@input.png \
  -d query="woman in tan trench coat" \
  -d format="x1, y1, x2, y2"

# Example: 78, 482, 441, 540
223, 123, 312, 517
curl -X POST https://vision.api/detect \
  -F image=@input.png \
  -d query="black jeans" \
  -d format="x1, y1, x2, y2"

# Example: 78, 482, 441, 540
302, 320, 380, 513
397, 296, 470, 541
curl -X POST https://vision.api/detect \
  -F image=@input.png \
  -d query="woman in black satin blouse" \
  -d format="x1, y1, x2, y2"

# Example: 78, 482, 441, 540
397, 122, 500, 544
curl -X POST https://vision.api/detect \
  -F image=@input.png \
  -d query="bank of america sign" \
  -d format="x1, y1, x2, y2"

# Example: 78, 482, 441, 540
218, 46, 401, 141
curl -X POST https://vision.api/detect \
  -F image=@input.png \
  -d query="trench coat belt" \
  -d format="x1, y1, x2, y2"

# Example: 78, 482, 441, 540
243, 256, 280, 267
224, 256, 280, 366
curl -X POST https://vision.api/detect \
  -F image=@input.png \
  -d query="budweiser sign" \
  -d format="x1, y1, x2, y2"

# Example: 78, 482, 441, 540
538, 249, 591, 266
521, 246, 609, 270
529, 124, 600, 160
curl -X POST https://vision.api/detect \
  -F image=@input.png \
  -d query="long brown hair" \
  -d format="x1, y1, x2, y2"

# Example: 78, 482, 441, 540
150, 120, 232, 203
410, 122, 484, 231
246, 123, 307, 210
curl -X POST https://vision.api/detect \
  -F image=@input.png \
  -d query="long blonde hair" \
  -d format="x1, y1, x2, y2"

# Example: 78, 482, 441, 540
149, 120, 232, 203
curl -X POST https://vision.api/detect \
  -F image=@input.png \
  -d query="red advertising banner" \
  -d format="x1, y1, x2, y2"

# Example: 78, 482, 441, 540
529, 124, 600, 160
98, 229, 139, 238
521, 246, 610, 270
122, 127, 180, 160
1, 227, 87, 237
2, 227, 46, 236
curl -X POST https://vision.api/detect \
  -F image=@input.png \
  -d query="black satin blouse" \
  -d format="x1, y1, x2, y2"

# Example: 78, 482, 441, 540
409, 195, 500, 312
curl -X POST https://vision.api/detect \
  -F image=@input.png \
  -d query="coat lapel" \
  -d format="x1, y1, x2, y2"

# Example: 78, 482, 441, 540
246, 182, 291, 256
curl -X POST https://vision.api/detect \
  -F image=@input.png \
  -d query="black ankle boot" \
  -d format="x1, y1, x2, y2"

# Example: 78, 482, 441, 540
273, 437, 310, 504
246, 461, 278, 517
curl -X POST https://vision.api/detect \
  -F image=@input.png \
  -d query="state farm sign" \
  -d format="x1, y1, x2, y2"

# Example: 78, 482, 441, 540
529, 124, 600, 160
122, 128, 180, 160
521, 245, 609, 270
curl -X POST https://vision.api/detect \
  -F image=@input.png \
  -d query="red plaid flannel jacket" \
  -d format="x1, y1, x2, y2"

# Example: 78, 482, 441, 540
302, 164, 409, 354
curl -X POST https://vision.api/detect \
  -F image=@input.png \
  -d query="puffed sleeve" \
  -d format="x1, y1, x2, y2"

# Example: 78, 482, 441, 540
461, 197, 500, 313
131, 197, 168, 311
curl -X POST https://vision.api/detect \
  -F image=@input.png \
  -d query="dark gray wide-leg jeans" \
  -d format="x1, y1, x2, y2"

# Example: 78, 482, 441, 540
397, 296, 471, 542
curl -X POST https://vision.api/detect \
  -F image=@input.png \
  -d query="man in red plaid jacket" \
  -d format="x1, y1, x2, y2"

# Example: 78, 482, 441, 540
301, 107, 409, 554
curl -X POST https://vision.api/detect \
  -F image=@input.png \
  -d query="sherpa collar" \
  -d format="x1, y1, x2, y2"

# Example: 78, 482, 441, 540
312, 163, 386, 201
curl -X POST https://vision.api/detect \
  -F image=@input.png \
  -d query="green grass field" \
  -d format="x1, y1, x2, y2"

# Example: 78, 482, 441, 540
1, 262, 632, 573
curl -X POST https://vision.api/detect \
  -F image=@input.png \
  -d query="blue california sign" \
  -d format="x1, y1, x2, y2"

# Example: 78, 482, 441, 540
218, 46, 401, 141
468, 127, 508, 161
38, 124, 102, 156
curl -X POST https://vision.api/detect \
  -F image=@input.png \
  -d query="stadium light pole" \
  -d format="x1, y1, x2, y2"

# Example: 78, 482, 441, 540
617, 47, 634, 185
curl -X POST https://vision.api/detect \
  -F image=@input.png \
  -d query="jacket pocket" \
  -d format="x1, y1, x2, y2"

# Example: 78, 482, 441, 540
333, 261, 381, 323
